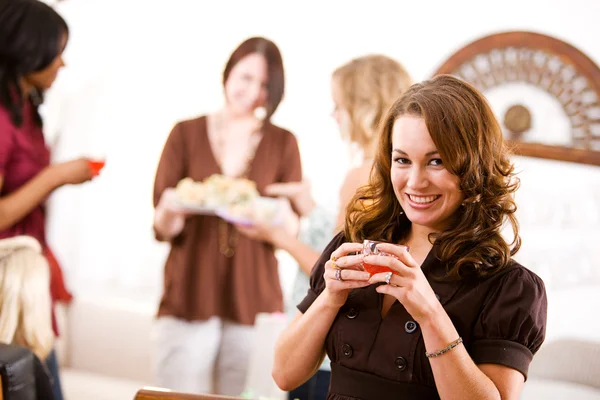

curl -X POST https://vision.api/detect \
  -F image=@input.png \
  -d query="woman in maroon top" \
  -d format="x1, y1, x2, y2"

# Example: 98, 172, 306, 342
153, 37, 302, 396
0, 1, 97, 399
273, 75, 547, 399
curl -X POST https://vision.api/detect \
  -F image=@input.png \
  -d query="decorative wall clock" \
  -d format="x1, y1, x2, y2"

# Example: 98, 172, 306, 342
434, 31, 600, 166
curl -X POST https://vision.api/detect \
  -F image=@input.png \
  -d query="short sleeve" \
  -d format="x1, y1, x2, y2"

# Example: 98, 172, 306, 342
297, 232, 346, 313
153, 122, 187, 207
0, 108, 16, 176
470, 266, 548, 380
152, 122, 187, 242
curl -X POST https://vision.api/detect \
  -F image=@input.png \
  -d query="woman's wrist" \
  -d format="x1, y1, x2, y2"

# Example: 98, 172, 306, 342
271, 230, 293, 249
418, 299, 455, 335
419, 302, 461, 350
298, 198, 317, 217
154, 203, 185, 238
320, 288, 346, 312
41, 165, 64, 190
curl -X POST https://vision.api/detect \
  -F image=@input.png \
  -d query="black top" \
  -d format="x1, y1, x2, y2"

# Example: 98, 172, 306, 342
298, 233, 547, 400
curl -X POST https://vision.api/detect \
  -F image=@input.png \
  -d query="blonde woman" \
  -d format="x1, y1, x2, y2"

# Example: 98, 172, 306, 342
237, 54, 412, 400
330, 55, 413, 229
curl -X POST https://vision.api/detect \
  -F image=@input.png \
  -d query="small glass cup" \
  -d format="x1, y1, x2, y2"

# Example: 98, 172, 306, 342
87, 158, 106, 176
362, 240, 400, 277
84, 147, 107, 177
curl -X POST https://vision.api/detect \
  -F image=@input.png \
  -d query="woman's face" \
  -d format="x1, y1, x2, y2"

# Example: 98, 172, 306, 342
331, 79, 348, 128
330, 79, 351, 137
224, 52, 269, 117
390, 115, 464, 233
23, 34, 67, 92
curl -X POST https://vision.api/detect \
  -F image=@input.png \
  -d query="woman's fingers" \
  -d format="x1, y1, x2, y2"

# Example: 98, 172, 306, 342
327, 254, 364, 271
368, 271, 409, 287
373, 242, 419, 268
325, 266, 370, 282
329, 242, 363, 263
362, 254, 414, 277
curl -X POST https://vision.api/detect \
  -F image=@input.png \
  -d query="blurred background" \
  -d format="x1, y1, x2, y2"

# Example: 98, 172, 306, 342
27, 0, 600, 398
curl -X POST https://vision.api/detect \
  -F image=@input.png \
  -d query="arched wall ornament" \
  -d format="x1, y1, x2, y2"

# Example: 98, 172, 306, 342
434, 31, 600, 166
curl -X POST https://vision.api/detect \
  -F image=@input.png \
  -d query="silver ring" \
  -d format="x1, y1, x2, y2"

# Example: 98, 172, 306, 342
335, 268, 343, 281
385, 272, 392, 285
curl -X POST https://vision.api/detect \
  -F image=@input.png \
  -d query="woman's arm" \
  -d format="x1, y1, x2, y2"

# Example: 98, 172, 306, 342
236, 204, 336, 276
274, 204, 337, 276
424, 269, 546, 400
273, 241, 369, 391
369, 243, 539, 400
0, 170, 59, 230
272, 293, 339, 391
420, 307, 514, 400
0, 159, 92, 231
272, 232, 320, 276
335, 164, 371, 230
234, 222, 320, 276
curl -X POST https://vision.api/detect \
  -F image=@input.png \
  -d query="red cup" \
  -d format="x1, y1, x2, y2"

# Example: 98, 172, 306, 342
88, 159, 106, 176
362, 240, 401, 277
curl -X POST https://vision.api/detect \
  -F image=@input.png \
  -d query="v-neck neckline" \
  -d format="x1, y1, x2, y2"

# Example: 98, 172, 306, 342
203, 115, 265, 178
379, 293, 396, 319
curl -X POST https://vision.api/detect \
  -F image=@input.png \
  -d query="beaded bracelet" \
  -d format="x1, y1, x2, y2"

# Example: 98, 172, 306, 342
425, 337, 463, 358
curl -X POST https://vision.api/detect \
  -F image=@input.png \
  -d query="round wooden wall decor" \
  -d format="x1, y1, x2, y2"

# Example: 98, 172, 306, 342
434, 31, 600, 166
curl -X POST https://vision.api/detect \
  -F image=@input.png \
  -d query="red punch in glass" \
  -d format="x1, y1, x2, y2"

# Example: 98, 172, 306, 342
362, 240, 402, 277
87, 159, 106, 176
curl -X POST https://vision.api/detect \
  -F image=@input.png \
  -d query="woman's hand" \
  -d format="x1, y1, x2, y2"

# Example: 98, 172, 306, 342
235, 197, 299, 244
365, 243, 441, 324
235, 219, 280, 244
48, 158, 94, 186
157, 188, 192, 216
264, 180, 315, 217
153, 188, 194, 240
322, 243, 371, 309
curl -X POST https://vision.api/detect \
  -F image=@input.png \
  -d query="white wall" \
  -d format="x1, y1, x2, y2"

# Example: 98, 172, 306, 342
41, 0, 600, 306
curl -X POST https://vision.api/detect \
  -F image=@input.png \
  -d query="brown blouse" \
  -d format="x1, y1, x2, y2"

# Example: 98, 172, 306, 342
153, 116, 302, 325
298, 233, 548, 400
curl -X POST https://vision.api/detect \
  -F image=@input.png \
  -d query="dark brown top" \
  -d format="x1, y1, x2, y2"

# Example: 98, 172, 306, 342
154, 116, 302, 325
298, 233, 547, 400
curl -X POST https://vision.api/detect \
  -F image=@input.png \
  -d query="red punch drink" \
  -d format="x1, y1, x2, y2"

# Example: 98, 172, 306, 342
362, 240, 401, 277
88, 159, 106, 176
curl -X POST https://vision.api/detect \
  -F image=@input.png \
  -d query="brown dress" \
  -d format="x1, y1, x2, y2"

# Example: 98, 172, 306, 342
153, 116, 302, 325
298, 233, 548, 400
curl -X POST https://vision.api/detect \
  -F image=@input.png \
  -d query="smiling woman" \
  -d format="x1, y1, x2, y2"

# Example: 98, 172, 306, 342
272, 75, 547, 400
151, 36, 302, 396
390, 116, 463, 233
355, 74, 522, 279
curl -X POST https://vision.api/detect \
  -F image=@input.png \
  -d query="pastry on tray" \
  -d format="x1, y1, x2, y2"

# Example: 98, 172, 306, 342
174, 175, 279, 225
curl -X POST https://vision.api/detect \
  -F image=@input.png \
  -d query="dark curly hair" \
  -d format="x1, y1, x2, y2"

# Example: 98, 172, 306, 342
344, 74, 520, 279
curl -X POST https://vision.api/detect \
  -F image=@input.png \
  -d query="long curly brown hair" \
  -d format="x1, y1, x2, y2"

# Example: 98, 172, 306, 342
344, 74, 521, 279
